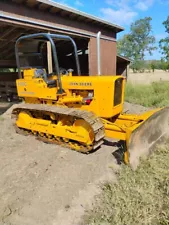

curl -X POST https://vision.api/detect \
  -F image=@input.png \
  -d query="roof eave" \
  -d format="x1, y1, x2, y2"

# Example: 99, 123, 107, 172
36, 0, 124, 33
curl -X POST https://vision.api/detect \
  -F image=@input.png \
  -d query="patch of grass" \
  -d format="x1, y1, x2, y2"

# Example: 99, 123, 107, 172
83, 145, 169, 225
125, 81, 169, 107
83, 81, 169, 225
0, 116, 4, 121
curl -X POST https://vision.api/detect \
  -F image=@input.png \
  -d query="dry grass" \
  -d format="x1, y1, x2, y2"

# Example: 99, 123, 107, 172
127, 70, 169, 85
125, 81, 169, 107
83, 145, 169, 225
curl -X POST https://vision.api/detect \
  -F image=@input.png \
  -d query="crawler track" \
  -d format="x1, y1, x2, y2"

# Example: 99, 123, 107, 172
12, 103, 105, 153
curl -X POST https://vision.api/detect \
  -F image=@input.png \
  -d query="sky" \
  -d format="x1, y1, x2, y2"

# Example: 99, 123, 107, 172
53, 0, 169, 60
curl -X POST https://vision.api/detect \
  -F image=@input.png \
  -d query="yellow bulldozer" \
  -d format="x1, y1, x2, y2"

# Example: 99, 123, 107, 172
11, 33, 169, 169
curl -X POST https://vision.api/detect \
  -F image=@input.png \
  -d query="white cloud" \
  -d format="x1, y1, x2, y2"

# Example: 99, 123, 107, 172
75, 0, 84, 7
100, 7, 137, 25
101, 0, 137, 26
105, 0, 131, 9
101, 0, 157, 25
135, 0, 154, 11
113, 0, 155, 10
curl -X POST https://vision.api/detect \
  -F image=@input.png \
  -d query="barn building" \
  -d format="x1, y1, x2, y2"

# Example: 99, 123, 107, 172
0, 0, 130, 100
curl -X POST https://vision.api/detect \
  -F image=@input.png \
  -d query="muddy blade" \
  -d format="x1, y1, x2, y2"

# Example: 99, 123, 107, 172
128, 107, 169, 170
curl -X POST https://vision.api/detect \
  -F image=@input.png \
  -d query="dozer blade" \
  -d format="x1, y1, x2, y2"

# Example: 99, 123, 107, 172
127, 107, 169, 170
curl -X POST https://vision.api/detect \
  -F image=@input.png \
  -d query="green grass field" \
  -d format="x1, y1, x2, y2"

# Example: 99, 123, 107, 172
83, 82, 169, 225
125, 81, 169, 107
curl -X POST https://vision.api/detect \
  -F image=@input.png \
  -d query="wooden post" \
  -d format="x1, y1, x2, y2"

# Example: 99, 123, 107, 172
47, 41, 53, 74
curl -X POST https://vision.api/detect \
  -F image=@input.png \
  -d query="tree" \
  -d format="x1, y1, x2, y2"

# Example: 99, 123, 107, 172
159, 16, 169, 61
150, 61, 156, 72
117, 34, 133, 58
131, 60, 146, 73
160, 60, 169, 71
117, 17, 156, 72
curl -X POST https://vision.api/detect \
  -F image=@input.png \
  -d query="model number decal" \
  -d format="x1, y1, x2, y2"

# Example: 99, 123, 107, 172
69, 82, 92, 86
20, 91, 35, 95
17, 82, 27, 86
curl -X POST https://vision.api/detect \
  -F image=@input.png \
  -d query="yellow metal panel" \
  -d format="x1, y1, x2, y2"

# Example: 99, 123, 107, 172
16, 78, 58, 99
16, 111, 94, 145
105, 129, 126, 140
61, 75, 124, 118
16, 69, 125, 118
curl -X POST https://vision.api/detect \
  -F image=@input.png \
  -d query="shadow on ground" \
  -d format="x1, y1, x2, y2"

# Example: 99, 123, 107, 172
104, 139, 125, 165
0, 102, 16, 115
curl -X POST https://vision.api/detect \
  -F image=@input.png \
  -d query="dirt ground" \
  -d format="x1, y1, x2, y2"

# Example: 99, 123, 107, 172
127, 70, 169, 84
0, 69, 166, 225
0, 101, 151, 225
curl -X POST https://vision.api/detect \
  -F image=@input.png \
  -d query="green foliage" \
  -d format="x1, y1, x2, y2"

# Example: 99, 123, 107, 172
125, 81, 169, 107
118, 17, 156, 72
117, 34, 133, 59
149, 60, 169, 71
150, 61, 155, 72
153, 60, 164, 70
159, 16, 169, 61
130, 17, 156, 59
160, 60, 169, 71
0, 68, 11, 72
131, 60, 146, 73
84, 145, 169, 225
0, 68, 15, 72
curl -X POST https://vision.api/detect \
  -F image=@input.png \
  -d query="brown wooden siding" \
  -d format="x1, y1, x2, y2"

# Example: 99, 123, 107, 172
0, 72, 18, 81
89, 38, 116, 75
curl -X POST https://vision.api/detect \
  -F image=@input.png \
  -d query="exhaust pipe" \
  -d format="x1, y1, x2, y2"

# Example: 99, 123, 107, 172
97, 31, 101, 76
